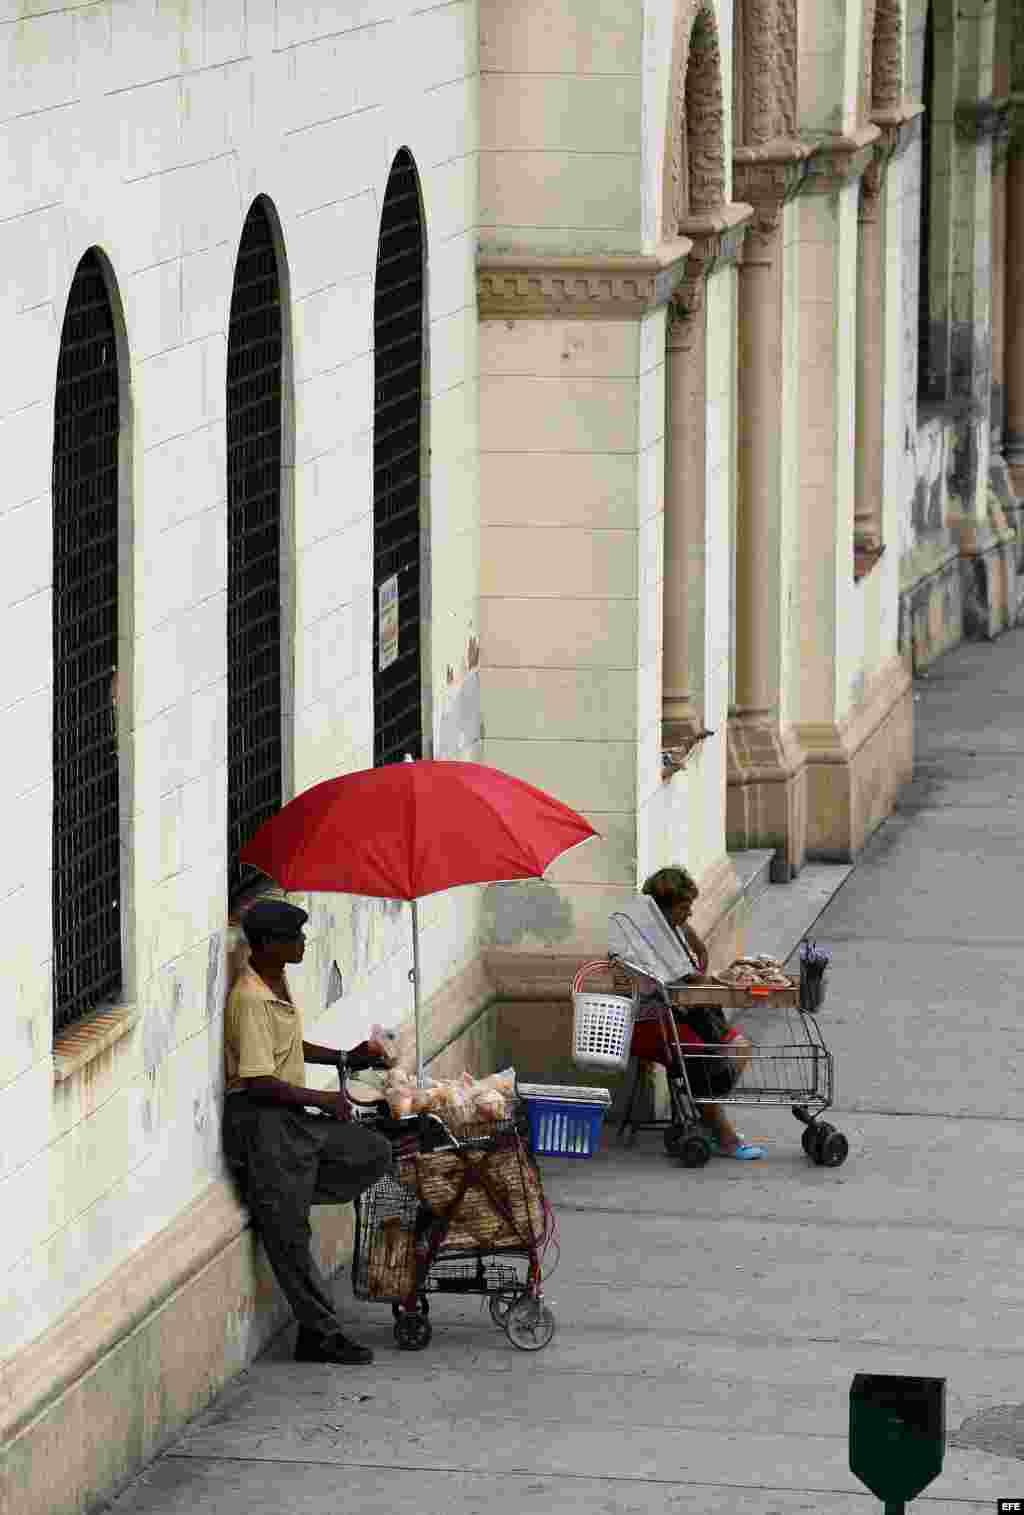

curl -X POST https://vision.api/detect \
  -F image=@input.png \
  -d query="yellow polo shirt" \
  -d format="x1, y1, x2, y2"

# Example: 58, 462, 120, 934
224, 968, 307, 1094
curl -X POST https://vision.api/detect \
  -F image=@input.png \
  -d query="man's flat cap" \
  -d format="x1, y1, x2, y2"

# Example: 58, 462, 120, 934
241, 898, 309, 940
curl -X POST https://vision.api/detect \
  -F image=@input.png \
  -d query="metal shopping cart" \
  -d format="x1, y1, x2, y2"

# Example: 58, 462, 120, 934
350, 1103, 557, 1352
572, 897, 848, 1169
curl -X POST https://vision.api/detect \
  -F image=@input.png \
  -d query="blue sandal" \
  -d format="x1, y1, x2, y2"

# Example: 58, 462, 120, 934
715, 1142, 765, 1160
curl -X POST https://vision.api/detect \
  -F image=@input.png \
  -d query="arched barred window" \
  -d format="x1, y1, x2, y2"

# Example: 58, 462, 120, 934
52, 250, 124, 1031
373, 148, 427, 766
226, 198, 286, 900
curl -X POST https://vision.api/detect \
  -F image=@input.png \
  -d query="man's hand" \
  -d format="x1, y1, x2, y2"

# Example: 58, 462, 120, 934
319, 1088, 354, 1121
345, 1041, 391, 1073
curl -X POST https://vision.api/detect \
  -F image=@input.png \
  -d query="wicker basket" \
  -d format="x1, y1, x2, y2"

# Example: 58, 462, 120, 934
364, 1215, 418, 1300
571, 959, 636, 1070
414, 1142, 545, 1250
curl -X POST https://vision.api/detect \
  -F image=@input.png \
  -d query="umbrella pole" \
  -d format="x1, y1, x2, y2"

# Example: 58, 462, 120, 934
410, 897, 423, 1086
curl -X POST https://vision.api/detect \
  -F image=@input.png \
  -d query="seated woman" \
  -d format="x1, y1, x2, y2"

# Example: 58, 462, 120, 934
623, 866, 765, 1161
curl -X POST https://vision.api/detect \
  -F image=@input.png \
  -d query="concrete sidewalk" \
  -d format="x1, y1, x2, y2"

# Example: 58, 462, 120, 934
106, 634, 1024, 1515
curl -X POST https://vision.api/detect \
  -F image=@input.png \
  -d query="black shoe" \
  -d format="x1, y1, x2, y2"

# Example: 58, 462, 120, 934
293, 1327, 374, 1365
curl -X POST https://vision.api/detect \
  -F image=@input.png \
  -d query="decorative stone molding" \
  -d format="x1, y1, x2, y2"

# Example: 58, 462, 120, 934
476, 241, 693, 322
669, 202, 754, 329
955, 96, 1012, 144
802, 125, 882, 195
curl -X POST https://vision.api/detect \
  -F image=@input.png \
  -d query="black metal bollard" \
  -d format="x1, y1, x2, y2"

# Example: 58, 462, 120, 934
849, 1374, 946, 1514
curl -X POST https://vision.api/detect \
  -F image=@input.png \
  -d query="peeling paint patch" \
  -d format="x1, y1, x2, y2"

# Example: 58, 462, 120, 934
205, 935, 222, 1021
436, 668, 481, 759
489, 880, 574, 946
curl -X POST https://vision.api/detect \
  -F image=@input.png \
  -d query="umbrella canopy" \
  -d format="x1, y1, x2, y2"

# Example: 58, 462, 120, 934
239, 760, 597, 899
239, 760, 598, 1084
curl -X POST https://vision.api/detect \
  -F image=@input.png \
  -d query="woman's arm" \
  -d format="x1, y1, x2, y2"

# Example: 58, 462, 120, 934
681, 924, 709, 975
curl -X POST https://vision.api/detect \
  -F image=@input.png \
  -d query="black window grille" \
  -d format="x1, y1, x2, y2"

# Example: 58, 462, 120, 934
227, 199, 283, 901
52, 250, 122, 1032
373, 149, 425, 767
917, 5, 934, 400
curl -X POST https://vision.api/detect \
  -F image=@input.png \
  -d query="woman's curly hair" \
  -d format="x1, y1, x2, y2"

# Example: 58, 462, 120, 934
641, 866, 698, 918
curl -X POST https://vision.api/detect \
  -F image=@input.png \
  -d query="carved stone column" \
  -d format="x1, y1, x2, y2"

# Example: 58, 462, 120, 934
726, 144, 808, 877
854, 156, 887, 564
663, 292, 704, 744
1006, 96, 1024, 501
662, 206, 751, 755
791, 127, 917, 861
854, 107, 924, 574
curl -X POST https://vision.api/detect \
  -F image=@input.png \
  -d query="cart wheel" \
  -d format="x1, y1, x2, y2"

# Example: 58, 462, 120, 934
801, 1124, 818, 1157
663, 1125, 685, 1156
489, 1289, 525, 1327
813, 1126, 849, 1168
394, 1313, 432, 1351
679, 1134, 711, 1167
505, 1296, 556, 1352
392, 1296, 428, 1319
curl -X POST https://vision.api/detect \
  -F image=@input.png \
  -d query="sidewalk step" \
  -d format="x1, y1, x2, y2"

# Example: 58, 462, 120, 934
744, 862, 853, 965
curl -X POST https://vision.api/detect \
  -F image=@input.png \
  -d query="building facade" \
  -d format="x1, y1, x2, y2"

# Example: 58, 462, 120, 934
1, 3, 1021, 1511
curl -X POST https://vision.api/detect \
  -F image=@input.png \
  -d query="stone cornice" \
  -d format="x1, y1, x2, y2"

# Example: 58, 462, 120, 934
802, 125, 882, 194
955, 95, 1011, 144
477, 240, 693, 321
1000, 92, 1024, 160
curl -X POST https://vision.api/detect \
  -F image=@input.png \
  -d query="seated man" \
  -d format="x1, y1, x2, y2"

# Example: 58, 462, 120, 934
222, 897, 394, 1365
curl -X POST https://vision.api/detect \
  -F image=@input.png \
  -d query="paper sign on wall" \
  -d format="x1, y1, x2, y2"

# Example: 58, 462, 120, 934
378, 573, 399, 671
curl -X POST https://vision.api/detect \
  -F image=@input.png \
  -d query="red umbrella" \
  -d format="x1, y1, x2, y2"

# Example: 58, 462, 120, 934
240, 760, 598, 1080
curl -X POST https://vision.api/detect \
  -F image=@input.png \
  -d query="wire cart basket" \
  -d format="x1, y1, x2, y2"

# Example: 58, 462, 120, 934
584, 898, 849, 1170
351, 1106, 557, 1352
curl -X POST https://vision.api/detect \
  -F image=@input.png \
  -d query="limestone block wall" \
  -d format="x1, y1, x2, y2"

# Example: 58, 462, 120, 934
0, 3, 481, 1501
480, 0, 645, 255
479, 311, 667, 953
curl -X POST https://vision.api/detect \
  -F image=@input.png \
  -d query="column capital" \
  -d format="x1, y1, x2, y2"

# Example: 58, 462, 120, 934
954, 95, 1012, 145
733, 139, 811, 254
871, 102, 925, 160
800, 125, 881, 196
476, 240, 692, 322
669, 202, 753, 330
1006, 93, 1024, 157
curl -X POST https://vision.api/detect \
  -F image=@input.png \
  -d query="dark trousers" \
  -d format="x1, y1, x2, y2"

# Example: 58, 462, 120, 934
223, 1095, 394, 1339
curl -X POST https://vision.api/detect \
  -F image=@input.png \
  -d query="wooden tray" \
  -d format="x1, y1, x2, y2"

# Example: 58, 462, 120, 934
665, 982, 800, 1010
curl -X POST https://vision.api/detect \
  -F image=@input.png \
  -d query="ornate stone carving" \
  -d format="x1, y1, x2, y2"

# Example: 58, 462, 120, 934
663, 1, 725, 237
476, 244, 693, 322
870, 0, 904, 113
776, 0, 798, 138
687, 12, 726, 215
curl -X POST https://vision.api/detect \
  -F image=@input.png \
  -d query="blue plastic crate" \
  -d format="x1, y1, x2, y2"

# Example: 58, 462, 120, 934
520, 1084, 611, 1159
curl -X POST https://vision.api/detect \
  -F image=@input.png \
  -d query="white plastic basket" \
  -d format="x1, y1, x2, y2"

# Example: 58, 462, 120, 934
571, 960, 636, 1071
